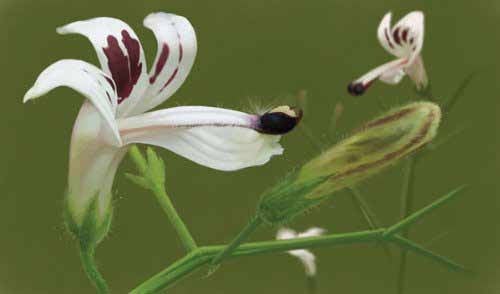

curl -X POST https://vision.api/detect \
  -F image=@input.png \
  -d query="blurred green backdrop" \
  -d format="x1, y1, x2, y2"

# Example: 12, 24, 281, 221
0, 0, 498, 293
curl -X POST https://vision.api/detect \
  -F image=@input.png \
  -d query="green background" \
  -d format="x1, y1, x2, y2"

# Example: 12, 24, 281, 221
0, 0, 498, 293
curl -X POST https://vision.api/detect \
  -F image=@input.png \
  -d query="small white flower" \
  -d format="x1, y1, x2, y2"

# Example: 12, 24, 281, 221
276, 227, 326, 276
348, 11, 428, 96
24, 12, 301, 230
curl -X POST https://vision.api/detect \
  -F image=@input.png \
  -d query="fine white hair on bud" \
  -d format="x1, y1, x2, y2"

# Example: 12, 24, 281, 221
258, 102, 441, 225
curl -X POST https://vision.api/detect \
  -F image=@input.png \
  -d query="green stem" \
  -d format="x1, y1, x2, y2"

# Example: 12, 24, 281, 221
210, 215, 263, 265
384, 186, 465, 238
397, 156, 418, 294
79, 244, 109, 294
348, 187, 392, 260
306, 276, 317, 294
151, 184, 198, 252
128, 146, 197, 253
131, 228, 466, 293
389, 235, 468, 272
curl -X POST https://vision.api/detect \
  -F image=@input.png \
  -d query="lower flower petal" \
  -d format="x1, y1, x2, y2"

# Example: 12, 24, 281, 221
117, 106, 295, 171
68, 102, 126, 226
348, 58, 408, 96
404, 54, 428, 90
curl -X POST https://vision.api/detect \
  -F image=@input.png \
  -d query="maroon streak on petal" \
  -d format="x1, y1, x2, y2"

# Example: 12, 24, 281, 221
122, 30, 143, 90
103, 75, 116, 91
384, 29, 394, 49
102, 30, 143, 104
159, 68, 179, 92
105, 92, 113, 104
150, 44, 170, 84
157, 38, 184, 94
178, 43, 184, 62
402, 28, 409, 43
393, 27, 401, 45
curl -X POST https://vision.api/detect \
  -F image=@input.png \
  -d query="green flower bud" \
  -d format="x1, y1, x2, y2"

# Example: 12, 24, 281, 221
257, 102, 441, 224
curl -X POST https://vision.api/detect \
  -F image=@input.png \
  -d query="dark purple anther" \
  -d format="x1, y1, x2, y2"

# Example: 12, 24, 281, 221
258, 106, 303, 135
348, 82, 366, 96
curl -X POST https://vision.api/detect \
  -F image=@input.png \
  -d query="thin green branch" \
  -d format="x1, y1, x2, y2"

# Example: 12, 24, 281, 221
397, 156, 418, 294
348, 187, 383, 231
128, 146, 197, 253
390, 235, 469, 272
131, 227, 467, 293
443, 73, 475, 114
210, 215, 263, 265
348, 187, 393, 260
79, 244, 109, 294
384, 186, 465, 238
150, 182, 198, 252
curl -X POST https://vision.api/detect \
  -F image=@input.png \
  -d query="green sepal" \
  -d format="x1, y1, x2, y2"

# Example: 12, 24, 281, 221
257, 170, 330, 225
64, 194, 113, 248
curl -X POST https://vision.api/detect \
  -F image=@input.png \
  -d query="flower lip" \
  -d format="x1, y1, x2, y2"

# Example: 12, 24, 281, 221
257, 105, 303, 135
347, 82, 366, 96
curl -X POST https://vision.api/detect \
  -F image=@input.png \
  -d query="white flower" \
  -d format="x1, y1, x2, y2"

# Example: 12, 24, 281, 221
348, 11, 428, 96
276, 227, 326, 276
24, 12, 301, 231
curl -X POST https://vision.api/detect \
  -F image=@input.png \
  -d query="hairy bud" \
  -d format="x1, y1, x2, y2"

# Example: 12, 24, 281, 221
257, 102, 441, 224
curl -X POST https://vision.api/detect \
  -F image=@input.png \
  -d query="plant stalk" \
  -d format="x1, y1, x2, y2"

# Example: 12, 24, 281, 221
151, 184, 198, 252
210, 215, 263, 265
79, 244, 109, 294
397, 156, 418, 294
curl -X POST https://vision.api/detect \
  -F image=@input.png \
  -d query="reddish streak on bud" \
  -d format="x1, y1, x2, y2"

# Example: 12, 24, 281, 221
363, 108, 415, 129
332, 108, 436, 181
103, 30, 143, 104
150, 44, 170, 84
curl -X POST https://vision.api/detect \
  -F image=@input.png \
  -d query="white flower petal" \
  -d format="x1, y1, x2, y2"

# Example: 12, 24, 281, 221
348, 58, 408, 95
23, 59, 122, 146
404, 55, 428, 90
377, 11, 424, 63
379, 68, 406, 85
134, 12, 197, 114
67, 102, 127, 224
298, 227, 327, 238
57, 17, 149, 117
117, 106, 284, 171
392, 11, 424, 63
377, 12, 399, 55
288, 249, 317, 277
276, 227, 298, 240
276, 227, 325, 277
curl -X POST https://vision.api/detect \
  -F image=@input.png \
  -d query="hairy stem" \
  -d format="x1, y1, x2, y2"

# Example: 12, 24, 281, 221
79, 244, 109, 294
131, 228, 466, 293
210, 215, 263, 265
397, 156, 418, 294
151, 183, 198, 252
128, 145, 197, 252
